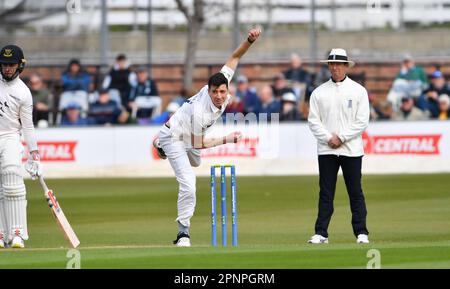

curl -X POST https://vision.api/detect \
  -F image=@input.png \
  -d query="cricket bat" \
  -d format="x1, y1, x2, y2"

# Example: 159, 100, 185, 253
39, 176, 80, 248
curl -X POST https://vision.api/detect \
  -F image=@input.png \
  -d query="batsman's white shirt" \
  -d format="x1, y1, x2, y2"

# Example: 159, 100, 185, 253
159, 65, 234, 228
0, 76, 38, 151
0, 76, 37, 241
308, 76, 369, 157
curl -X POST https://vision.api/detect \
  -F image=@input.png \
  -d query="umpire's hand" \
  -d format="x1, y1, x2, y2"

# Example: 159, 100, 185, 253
328, 134, 343, 149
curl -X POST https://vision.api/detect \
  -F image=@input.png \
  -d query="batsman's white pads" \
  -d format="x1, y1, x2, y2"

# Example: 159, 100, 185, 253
0, 192, 8, 242
4, 195, 28, 241
25, 157, 43, 180
2, 168, 28, 241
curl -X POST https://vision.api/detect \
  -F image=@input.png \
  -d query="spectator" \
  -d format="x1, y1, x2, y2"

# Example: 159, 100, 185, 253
224, 83, 244, 115
60, 102, 89, 126
235, 75, 260, 115
280, 92, 300, 121
284, 53, 312, 84
61, 59, 92, 92
417, 70, 450, 118
28, 73, 54, 125
372, 100, 394, 120
437, 94, 450, 120
150, 102, 180, 125
283, 53, 313, 99
388, 54, 428, 110
368, 93, 379, 121
393, 95, 428, 121
430, 63, 441, 74
258, 85, 281, 121
315, 50, 332, 86
89, 89, 129, 126
396, 54, 428, 88
271, 73, 295, 100
173, 87, 195, 107
102, 54, 137, 106
128, 66, 159, 112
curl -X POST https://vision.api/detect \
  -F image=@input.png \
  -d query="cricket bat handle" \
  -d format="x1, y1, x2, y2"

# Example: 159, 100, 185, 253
39, 175, 50, 194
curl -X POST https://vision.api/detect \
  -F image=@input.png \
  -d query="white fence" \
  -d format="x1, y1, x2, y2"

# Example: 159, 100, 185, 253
24, 121, 450, 178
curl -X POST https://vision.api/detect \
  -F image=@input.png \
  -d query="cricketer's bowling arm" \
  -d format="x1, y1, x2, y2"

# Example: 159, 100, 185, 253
191, 131, 243, 149
224, 28, 261, 71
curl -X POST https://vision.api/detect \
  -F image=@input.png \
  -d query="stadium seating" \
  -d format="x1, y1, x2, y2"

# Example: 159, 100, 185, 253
56, 90, 89, 124
131, 95, 162, 120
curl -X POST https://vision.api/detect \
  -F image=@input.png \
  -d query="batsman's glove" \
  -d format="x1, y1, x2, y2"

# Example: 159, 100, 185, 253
25, 153, 43, 180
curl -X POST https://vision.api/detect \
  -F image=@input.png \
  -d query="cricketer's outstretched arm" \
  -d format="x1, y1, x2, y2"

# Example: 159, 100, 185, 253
225, 28, 261, 71
191, 131, 243, 149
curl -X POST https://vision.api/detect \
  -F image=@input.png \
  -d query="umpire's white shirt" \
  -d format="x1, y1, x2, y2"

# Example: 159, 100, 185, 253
167, 65, 234, 147
308, 76, 369, 157
0, 76, 38, 151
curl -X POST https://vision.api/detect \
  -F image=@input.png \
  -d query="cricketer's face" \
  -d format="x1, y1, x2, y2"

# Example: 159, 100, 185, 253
328, 62, 349, 82
1, 63, 19, 79
209, 84, 228, 108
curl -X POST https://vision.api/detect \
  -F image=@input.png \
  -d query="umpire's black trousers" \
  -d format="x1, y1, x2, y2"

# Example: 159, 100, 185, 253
315, 155, 369, 238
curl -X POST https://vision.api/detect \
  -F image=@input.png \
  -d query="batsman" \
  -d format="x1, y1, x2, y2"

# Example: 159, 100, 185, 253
153, 28, 261, 247
0, 45, 42, 248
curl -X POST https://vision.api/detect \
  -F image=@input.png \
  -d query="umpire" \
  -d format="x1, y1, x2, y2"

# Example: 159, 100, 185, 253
307, 49, 370, 244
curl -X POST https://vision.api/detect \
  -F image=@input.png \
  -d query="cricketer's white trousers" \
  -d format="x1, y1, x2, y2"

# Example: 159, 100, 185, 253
159, 126, 201, 228
0, 134, 28, 242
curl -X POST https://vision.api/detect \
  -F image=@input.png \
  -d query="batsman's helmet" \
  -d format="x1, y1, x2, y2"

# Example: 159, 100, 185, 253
0, 44, 27, 81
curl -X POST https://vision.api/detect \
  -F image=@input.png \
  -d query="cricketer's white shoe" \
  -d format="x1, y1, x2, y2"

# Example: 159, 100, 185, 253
0, 239, 5, 249
11, 236, 25, 248
357, 234, 370, 244
307, 234, 329, 244
173, 232, 191, 247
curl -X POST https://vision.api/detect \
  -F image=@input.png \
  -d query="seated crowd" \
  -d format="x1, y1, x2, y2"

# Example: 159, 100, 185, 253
373, 55, 450, 121
28, 53, 450, 128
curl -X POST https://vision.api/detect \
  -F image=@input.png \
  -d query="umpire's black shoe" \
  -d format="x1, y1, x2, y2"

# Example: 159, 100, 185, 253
153, 138, 167, 159
173, 232, 191, 247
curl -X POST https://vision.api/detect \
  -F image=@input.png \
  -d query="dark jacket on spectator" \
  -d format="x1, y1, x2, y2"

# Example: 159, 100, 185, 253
283, 68, 312, 86
280, 106, 301, 121
271, 86, 294, 100
88, 100, 122, 125
419, 83, 450, 118
129, 79, 159, 101
258, 99, 281, 121
61, 71, 91, 92
103, 66, 136, 106
237, 88, 260, 115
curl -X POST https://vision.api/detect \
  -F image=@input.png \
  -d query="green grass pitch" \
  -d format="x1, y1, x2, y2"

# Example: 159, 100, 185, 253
1, 174, 449, 268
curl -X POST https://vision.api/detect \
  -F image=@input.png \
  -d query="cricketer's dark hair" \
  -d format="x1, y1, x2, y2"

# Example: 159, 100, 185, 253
208, 73, 228, 89
116, 53, 127, 61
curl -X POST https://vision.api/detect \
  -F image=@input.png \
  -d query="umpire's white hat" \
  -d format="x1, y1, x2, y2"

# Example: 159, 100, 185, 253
320, 48, 355, 67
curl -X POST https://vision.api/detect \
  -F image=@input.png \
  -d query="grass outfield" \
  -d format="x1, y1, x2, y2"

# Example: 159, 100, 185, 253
1, 174, 449, 269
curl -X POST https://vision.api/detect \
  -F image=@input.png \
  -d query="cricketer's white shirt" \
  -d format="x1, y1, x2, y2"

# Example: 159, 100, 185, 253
308, 76, 369, 157
0, 76, 38, 152
168, 65, 234, 147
